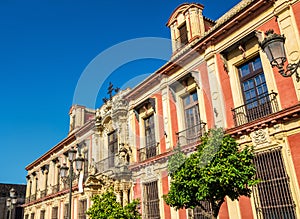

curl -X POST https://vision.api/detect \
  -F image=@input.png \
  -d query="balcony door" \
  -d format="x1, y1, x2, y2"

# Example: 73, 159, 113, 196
108, 130, 118, 168
183, 91, 201, 143
239, 57, 271, 122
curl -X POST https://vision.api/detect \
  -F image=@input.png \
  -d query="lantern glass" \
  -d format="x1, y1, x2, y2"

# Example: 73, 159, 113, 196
68, 147, 77, 162
260, 30, 286, 69
267, 40, 286, 67
75, 155, 84, 172
60, 164, 69, 178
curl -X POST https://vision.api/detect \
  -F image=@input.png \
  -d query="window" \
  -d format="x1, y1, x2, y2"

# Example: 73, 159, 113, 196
192, 202, 212, 219
64, 204, 69, 219
178, 22, 188, 46
144, 114, 157, 159
84, 150, 88, 180
30, 213, 35, 219
182, 91, 201, 144
40, 210, 45, 219
25, 214, 29, 219
238, 57, 273, 122
108, 131, 118, 168
78, 199, 87, 219
51, 207, 58, 219
144, 181, 160, 219
253, 148, 296, 218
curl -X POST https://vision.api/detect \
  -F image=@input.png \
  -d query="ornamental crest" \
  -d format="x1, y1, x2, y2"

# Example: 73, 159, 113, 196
250, 129, 269, 146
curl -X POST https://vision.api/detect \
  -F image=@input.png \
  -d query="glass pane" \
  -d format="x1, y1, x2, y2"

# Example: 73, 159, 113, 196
184, 95, 190, 106
192, 91, 198, 101
252, 57, 262, 71
239, 64, 250, 77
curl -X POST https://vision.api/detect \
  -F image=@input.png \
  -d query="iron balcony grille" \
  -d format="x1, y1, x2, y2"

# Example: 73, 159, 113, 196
253, 148, 296, 219
78, 199, 87, 219
143, 181, 160, 219
192, 201, 212, 219
51, 207, 58, 219
138, 142, 159, 162
176, 122, 206, 146
95, 155, 117, 174
232, 92, 279, 126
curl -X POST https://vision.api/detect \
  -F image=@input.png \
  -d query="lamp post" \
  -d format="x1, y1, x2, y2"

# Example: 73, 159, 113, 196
259, 29, 300, 82
60, 147, 84, 219
6, 188, 17, 219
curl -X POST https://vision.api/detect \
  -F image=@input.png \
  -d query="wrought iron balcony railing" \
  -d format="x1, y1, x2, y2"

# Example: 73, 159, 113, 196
138, 142, 159, 162
176, 122, 206, 146
232, 92, 279, 126
95, 155, 117, 174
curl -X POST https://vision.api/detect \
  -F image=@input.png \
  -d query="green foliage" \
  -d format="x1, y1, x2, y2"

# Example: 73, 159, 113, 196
86, 188, 141, 219
164, 128, 258, 218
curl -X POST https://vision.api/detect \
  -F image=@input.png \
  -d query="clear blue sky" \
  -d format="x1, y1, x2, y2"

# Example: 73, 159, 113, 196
0, 0, 240, 184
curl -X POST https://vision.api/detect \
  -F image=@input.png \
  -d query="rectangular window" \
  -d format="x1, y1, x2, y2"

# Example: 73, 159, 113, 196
40, 210, 45, 219
25, 215, 29, 219
108, 131, 118, 168
144, 181, 160, 219
178, 22, 188, 46
64, 204, 69, 219
239, 57, 271, 121
253, 148, 296, 218
84, 150, 88, 180
51, 207, 58, 219
144, 114, 157, 159
30, 213, 35, 219
191, 201, 211, 219
78, 199, 87, 219
182, 91, 201, 144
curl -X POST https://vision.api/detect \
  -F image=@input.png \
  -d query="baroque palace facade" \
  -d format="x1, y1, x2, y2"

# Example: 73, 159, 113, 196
23, 0, 300, 218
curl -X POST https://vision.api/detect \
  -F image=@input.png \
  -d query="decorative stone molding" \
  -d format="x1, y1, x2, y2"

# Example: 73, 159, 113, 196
250, 128, 270, 147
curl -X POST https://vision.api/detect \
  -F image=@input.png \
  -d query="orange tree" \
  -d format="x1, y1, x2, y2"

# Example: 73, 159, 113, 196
86, 189, 141, 219
163, 128, 258, 219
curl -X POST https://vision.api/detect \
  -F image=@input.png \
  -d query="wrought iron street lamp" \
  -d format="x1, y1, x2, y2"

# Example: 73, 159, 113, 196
60, 147, 84, 219
6, 188, 17, 219
259, 29, 300, 82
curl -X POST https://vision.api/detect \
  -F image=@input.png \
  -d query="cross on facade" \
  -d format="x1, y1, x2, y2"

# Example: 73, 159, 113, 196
102, 82, 120, 103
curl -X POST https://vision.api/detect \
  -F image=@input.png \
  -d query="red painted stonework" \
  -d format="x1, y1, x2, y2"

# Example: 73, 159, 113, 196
178, 208, 187, 219
216, 53, 235, 128
153, 93, 166, 153
197, 63, 214, 129
239, 196, 254, 219
258, 18, 298, 109
288, 133, 300, 187
293, 2, 300, 30
169, 92, 179, 147
133, 178, 142, 215
219, 199, 230, 219
162, 171, 171, 219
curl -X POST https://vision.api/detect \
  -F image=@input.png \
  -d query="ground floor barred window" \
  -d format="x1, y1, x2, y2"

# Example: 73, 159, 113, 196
51, 207, 58, 219
78, 199, 87, 219
253, 148, 296, 219
143, 181, 160, 219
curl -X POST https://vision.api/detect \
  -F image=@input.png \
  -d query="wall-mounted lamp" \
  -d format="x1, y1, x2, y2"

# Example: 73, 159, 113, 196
259, 29, 300, 82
